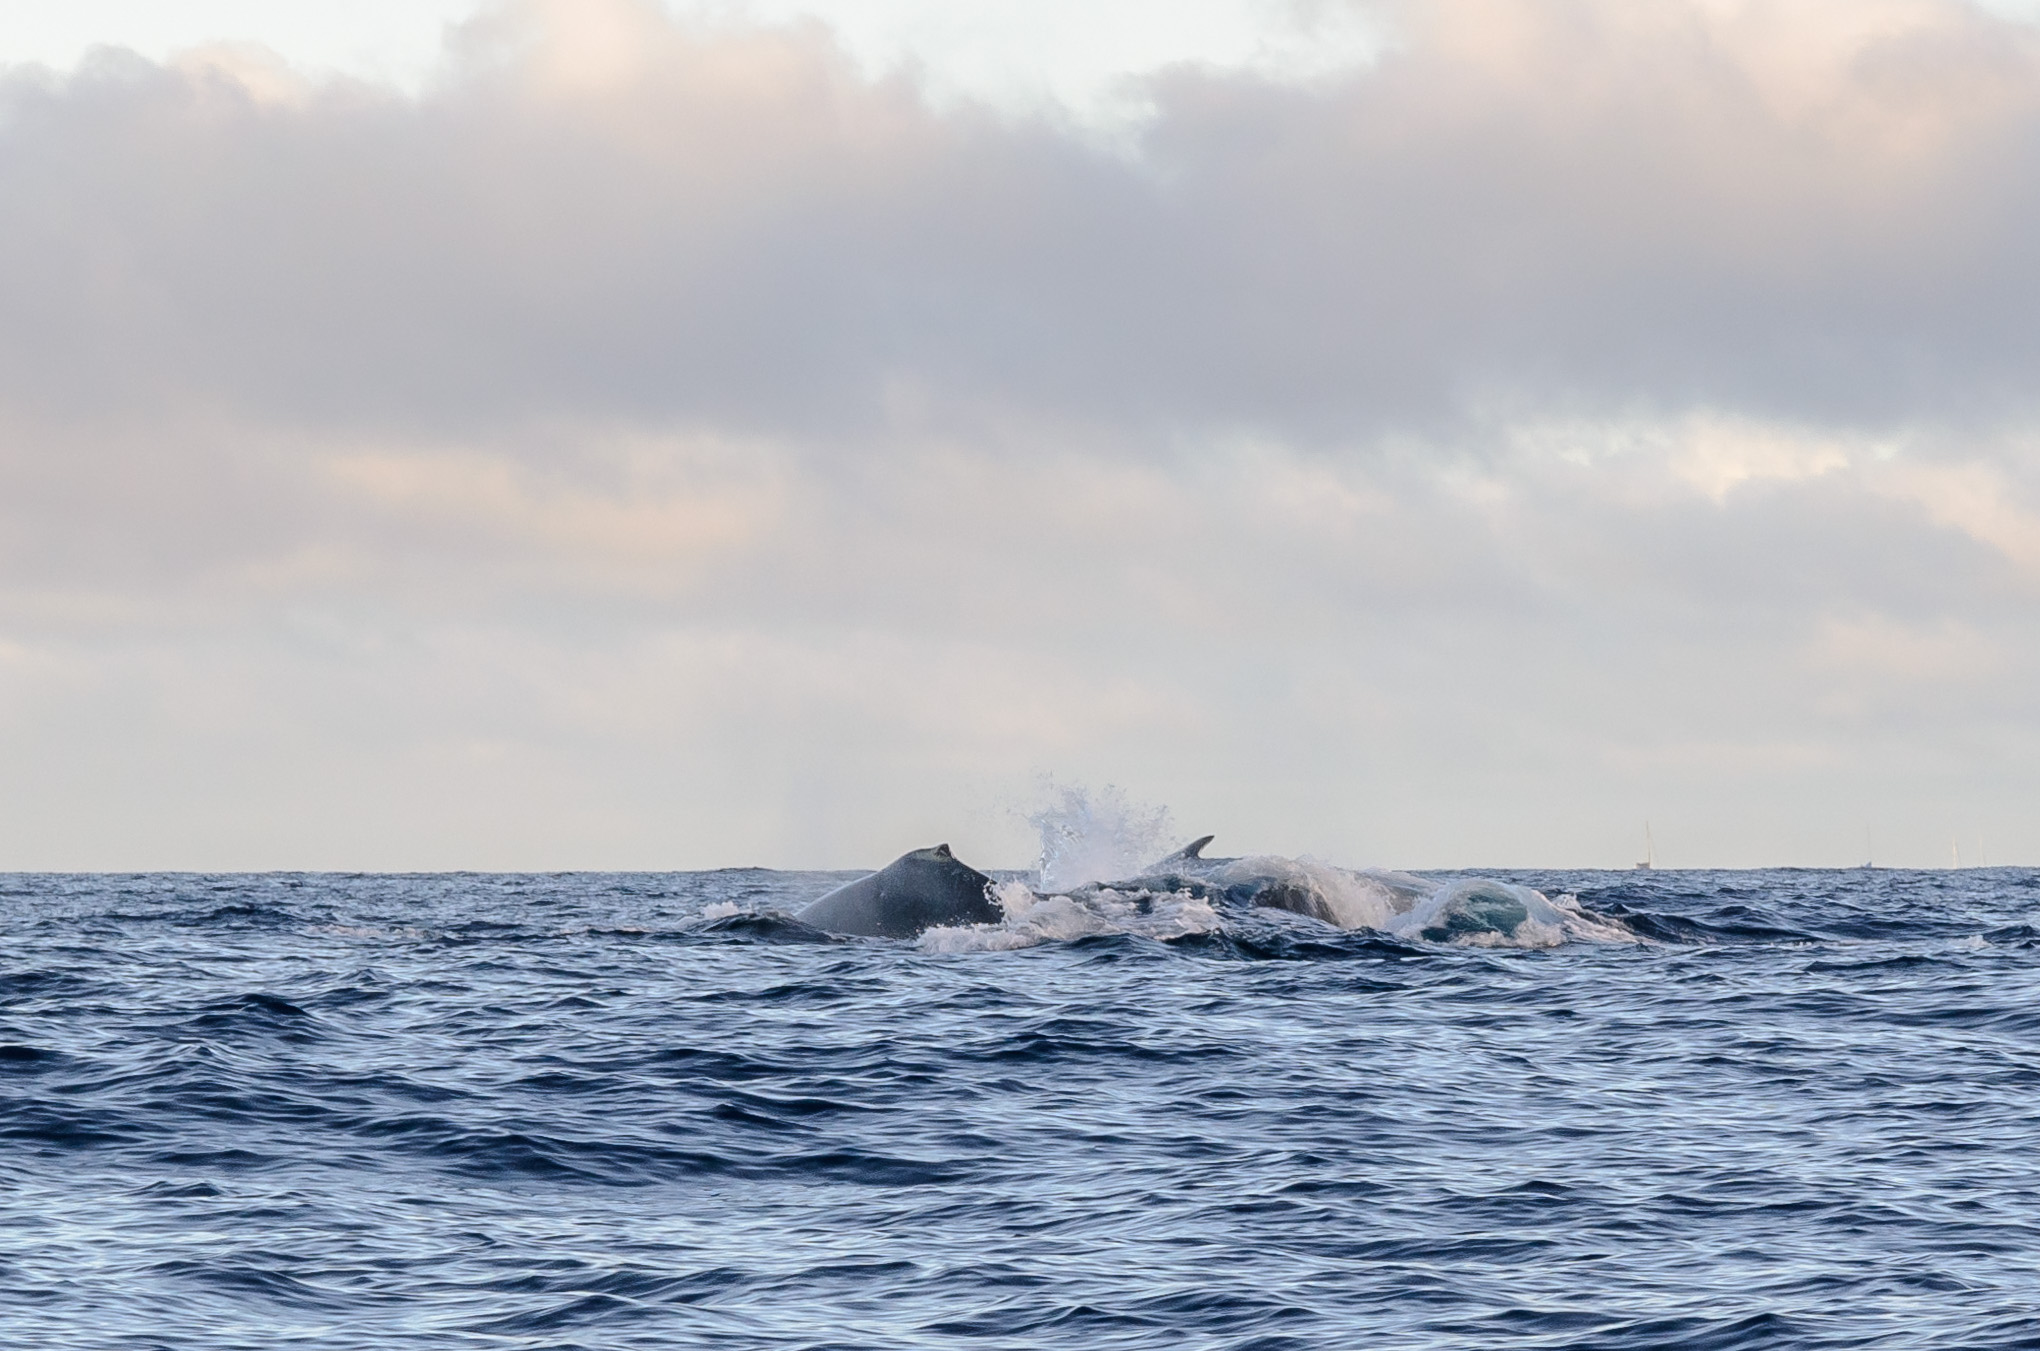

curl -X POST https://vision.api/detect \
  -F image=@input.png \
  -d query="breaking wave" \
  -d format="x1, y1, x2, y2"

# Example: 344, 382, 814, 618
919, 880, 1224, 953
909, 792, 1634, 953
914, 861, 1631, 953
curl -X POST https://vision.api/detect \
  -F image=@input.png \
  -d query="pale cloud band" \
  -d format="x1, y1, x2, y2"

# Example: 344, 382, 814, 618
0, 0, 2035, 868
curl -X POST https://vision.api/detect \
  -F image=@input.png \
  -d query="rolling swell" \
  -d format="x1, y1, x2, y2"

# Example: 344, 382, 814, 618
1, 868, 2037, 1348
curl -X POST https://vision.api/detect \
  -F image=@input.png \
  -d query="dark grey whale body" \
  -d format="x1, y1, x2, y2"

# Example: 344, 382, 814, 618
798, 844, 1004, 938
796, 833, 1404, 939
800, 835, 1557, 945
1075, 834, 1379, 925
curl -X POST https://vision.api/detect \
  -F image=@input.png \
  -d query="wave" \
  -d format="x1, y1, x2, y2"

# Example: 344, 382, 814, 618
914, 858, 1632, 953
909, 790, 1635, 952
918, 880, 1223, 953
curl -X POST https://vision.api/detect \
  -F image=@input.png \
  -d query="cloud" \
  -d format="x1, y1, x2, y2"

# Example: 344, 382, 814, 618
6, 0, 2040, 440
0, 0, 2036, 867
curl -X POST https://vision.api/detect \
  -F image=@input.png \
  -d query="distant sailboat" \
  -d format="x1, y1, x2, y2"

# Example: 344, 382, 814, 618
1636, 822, 1655, 870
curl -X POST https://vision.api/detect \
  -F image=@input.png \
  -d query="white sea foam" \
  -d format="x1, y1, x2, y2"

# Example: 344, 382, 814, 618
918, 878, 1221, 953
1380, 879, 1636, 948
1193, 857, 1634, 948
705, 776, 1630, 947
914, 866, 1629, 952
1208, 856, 1435, 930
1014, 782, 1628, 947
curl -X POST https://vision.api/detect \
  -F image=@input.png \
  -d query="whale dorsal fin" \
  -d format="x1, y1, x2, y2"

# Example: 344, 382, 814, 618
1155, 835, 1214, 866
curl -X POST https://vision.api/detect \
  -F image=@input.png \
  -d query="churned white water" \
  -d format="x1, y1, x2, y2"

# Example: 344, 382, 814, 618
919, 879, 1222, 953
906, 793, 1638, 951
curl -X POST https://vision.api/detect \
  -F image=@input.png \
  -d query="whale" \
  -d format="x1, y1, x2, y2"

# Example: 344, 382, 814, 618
1089, 837, 1564, 941
1074, 835, 1433, 928
798, 836, 1563, 945
1153, 835, 1216, 869
798, 843, 1004, 938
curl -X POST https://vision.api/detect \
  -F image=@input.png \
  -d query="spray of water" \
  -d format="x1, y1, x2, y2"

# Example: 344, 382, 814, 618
1027, 782, 1177, 891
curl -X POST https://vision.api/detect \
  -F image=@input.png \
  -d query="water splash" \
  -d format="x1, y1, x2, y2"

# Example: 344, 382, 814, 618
1027, 783, 1176, 890
918, 879, 1220, 953
1384, 879, 1634, 948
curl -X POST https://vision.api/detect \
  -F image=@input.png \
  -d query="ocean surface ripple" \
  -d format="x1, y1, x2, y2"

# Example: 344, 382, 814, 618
3, 867, 2038, 1349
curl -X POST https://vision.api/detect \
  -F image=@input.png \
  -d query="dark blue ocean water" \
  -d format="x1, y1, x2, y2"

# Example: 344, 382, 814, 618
3, 866, 2038, 1350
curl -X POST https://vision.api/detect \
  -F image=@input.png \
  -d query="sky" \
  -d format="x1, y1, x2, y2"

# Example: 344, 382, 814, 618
2, 0, 2038, 871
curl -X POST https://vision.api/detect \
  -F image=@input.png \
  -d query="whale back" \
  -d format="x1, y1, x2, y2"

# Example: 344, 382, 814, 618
797, 844, 1002, 938
1150, 835, 1215, 869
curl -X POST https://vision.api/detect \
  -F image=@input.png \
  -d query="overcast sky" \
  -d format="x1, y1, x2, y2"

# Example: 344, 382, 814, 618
3, 0, 2038, 870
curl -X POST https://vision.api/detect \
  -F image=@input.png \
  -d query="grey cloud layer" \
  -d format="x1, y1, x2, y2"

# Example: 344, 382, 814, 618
3, 0, 2037, 868
4, 0, 2039, 441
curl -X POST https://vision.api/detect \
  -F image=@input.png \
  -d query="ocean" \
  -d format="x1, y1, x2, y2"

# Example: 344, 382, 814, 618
2, 862, 2037, 1349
